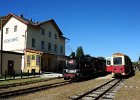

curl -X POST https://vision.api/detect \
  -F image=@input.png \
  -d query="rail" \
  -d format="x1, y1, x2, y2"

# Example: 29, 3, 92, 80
70, 78, 124, 100
0, 77, 62, 89
0, 80, 71, 98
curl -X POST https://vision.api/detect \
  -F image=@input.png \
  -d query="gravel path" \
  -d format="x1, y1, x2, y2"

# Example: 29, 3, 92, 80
114, 70, 140, 100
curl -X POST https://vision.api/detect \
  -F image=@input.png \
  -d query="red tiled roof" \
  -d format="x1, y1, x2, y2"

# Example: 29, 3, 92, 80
113, 53, 124, 56
1, 13, 68, 39
113, 53, 128, 57
2, 13, 39, 28
38, 19, 63, 35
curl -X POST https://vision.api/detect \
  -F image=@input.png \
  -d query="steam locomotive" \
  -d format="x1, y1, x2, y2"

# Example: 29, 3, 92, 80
63, 55, 106, 80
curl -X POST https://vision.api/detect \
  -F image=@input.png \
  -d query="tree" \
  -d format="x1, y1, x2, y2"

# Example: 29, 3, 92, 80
76, 46, 84, 58
133, 61, 138, 67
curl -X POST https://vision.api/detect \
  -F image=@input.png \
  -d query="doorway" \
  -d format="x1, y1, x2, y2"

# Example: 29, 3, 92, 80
8, 60, 14, 76
48, 58, 51, 71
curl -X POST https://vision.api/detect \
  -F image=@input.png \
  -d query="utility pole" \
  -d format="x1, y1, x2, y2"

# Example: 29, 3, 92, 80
0, 19, 3, 76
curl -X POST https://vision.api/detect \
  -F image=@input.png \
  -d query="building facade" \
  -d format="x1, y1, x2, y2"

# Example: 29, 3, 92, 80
0, 51, 23, 75
1, 13, 66, 73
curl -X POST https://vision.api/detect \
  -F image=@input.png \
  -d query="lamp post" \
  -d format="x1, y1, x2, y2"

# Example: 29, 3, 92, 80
0, 19, 3, 76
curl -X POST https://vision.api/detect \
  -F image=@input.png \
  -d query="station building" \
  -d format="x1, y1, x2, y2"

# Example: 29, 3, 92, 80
1, 13, 67, 74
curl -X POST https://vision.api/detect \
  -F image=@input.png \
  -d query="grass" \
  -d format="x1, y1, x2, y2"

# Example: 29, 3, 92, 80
0, 77, 46, 86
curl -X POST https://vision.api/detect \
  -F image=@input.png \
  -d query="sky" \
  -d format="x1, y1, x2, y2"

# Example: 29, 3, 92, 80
0, 0, 140, 61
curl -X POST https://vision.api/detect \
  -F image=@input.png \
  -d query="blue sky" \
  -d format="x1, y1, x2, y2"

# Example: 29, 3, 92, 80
0, 0, 140, 61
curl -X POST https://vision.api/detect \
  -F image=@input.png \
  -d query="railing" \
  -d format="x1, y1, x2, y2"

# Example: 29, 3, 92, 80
0, 70, 41, 81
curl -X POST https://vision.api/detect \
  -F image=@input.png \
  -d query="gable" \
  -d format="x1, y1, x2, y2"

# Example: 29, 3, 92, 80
38, 19, 63, 36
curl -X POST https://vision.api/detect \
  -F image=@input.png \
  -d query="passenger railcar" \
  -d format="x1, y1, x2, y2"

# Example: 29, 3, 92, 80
63, 55, 106, 80
111, 53, 133, 76
106, 57, 113, 73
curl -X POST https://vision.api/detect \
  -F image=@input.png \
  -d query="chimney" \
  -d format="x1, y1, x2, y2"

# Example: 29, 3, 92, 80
19, 14, 23, 18
30, 18, 32, 22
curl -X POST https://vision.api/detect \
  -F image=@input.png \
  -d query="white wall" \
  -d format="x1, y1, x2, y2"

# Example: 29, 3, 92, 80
26, 22, 65, 55
3, 17, 27, 53
39, 22, 65, 55
26, 25, 42, 50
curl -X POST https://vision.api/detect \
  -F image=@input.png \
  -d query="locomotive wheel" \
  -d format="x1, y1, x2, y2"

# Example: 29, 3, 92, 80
64, 77, 69, 80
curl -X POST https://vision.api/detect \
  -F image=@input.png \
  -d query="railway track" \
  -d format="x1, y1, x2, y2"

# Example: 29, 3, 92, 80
0, 80, 71, 98
0, 77, 62, 89
70, 78, 124, 100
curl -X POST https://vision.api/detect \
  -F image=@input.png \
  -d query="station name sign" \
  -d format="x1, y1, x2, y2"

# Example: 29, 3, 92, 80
4, 37, 18, 44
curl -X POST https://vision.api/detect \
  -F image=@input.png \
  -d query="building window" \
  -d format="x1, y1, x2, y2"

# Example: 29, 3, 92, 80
36, 55, 40, 66
48, 42, 51, 51
32, 55, 35, 60
32, 38, 35, 48
49, 31, 51, 38
54, 44, 57, 52
6, 28, 9, 34
41, 41, 44, 50
55, 34, 57, 39
14, 25, 17, 32
42, 29, 45, 35
60, 46, 63, 53
27, 55, 30, 66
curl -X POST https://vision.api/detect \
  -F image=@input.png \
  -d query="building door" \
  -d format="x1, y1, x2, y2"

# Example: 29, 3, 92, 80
8, 60, 14, 75
48, 58, 51, 71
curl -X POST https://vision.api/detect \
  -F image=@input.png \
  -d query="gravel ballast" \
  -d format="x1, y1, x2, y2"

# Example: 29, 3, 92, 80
8, 74, 112, 100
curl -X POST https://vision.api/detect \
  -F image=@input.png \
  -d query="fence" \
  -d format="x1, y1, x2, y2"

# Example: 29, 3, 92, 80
0, 70, 41, 80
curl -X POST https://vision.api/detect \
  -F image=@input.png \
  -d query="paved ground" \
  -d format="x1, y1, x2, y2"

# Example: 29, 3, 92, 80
40, 72, 63, 78
0, 72, 63, 81
95, 74, 113, 80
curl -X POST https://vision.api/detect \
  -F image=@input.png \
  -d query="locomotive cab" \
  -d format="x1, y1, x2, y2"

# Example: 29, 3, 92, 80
112, 56, 125, 75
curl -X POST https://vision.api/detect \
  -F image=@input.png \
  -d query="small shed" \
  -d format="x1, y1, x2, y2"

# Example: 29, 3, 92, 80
0, 50, 24, 75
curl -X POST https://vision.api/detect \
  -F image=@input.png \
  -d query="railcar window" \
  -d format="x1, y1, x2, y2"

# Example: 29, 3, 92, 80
107, 60, 111, 65
113, 57, 122, 65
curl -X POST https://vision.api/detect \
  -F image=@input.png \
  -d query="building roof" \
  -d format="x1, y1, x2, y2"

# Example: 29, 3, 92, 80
37, 19, 63, 35
0, 50, 24, 55
113, 53, 128, 57
25, 49, 43, 54
25, 49, 55, 55
2, 13, 39, 28
1, 13, 68, 38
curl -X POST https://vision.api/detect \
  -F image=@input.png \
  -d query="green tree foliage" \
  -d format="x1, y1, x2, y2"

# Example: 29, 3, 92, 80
76, 46, 84, 58
133, 61, 138, 67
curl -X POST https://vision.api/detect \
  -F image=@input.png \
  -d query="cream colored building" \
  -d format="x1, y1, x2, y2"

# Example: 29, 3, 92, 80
1, 13, 67, 73
0, 51, 23, 75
